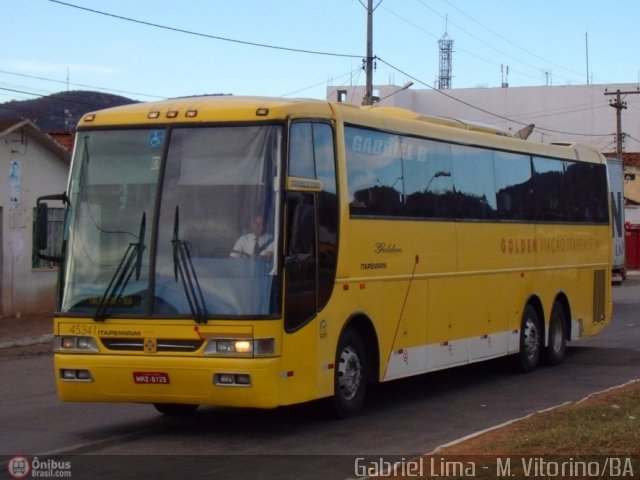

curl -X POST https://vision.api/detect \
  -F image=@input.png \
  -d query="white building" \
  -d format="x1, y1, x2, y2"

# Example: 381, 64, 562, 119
0, 119, 70, 317
328, 83, 640, 153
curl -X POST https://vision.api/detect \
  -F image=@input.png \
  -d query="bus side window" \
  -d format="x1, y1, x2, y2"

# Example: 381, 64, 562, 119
284, 192, 318, 331
289, 197, 315, 257
289, 123, 316, 178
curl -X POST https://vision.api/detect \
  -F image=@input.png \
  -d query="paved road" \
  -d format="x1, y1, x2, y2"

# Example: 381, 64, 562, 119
1, 279, 638, 479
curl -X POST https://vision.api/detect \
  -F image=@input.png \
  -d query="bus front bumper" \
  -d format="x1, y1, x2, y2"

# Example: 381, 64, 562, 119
54, 353, 282, 409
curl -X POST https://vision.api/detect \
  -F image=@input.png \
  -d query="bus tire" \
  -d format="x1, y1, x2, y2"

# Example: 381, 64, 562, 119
516, 304, 542, 373
153, 403, 199, 416
333, 328, 367, 418
544, 301, 567, 366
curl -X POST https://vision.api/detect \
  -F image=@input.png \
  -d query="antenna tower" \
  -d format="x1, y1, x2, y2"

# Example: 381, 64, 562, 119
437, 17, 454, 90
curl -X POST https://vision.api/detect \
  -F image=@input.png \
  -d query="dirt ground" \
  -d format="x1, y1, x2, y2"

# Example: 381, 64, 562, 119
0, 314, 52, 341
433, 380, 640, 455
0, 314, 53, 358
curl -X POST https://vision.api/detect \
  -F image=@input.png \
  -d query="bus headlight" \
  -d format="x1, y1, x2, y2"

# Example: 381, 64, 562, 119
55, 336, 99, 353
213, 373, 251, 387
60, 369, 94, 382
203, 338, 274, 357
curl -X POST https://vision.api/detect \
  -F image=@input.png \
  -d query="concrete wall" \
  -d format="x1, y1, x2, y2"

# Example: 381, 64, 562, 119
0, 126, 68, 316
328, 83, 640, 153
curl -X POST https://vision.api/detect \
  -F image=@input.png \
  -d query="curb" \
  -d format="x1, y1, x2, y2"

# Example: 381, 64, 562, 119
0, 334, 53, 350
428, 378, 640, 454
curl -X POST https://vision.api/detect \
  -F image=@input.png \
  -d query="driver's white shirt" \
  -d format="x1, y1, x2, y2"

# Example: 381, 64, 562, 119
230, 233, 273, 258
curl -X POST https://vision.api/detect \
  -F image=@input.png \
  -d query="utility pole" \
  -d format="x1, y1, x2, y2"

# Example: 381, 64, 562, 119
361, 0, 380, 106
605, 88, 640, 158
585, 33, 589, 85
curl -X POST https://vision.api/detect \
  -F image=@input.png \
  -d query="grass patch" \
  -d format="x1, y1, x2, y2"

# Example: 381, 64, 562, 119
380, 382, 640, 479
437, 380, 640, 456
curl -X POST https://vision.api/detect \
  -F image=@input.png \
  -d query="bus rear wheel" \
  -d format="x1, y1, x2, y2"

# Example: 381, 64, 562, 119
153, 403, 199, 416
544, 301, 567, 366
333, 328, 367, 418
516, 304, 542, 373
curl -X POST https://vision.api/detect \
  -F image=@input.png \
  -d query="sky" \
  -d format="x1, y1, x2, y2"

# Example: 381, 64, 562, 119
1, 0, 639, 103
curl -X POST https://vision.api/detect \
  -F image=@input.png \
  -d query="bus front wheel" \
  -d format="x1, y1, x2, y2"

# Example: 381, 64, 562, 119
517, 304, 542, 373
333, 328, 367, 418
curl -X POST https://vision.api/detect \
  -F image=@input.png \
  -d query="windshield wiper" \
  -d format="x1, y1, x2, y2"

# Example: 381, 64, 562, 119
94, 212, 146, 322
172, 206, 208, 324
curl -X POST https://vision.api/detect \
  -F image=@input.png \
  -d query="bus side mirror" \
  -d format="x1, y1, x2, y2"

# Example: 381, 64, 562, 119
35, 193, 69, 264
36, 202, 49, 251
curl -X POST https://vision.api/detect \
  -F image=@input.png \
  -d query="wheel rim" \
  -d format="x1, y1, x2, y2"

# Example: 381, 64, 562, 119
523, 317, 540, 360
337, 345, 362, 401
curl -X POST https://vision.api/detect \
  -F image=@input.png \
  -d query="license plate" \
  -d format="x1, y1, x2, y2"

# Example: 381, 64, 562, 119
133, 372, 170, 384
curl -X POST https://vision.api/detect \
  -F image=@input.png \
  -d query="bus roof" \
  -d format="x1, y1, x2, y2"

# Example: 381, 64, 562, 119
362, 106, 512, 136
78, 95, 604, 165
78, 96, 335, 127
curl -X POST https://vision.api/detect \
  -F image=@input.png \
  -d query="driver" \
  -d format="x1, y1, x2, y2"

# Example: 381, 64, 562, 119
230, 213, 273, 258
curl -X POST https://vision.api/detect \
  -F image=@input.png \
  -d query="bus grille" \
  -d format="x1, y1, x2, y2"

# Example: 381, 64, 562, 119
593, 269, 606, 324
101, 338, 204, 352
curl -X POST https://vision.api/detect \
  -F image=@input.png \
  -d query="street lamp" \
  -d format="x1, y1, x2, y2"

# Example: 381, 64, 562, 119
425, 170, 451, 192
377, 81, 414, 103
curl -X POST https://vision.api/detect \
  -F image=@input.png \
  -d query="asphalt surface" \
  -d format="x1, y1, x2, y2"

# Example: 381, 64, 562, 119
1, 276, 638, 480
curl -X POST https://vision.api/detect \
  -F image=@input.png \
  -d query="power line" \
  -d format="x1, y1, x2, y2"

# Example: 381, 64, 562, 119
0, 80, 51, 99
439, 0, 602, 84
380, 4, 545, 85
0, 69, 165, 100
507, 101, 611, 123
49, 0, 362, 59
605, 88, 640, 157
377, 57, 612, 138
413, 0, 580, 85
0, 86, 135, 112
626, 134, 640, 144
19, 1, 626, 143
282, 67, 362, 98
1, 58, 611, 142
0, 86, 61, 100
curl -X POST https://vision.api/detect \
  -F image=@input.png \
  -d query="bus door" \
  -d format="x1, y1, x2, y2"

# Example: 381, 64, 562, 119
284, 191, 317, 330
284, 121, 338, 333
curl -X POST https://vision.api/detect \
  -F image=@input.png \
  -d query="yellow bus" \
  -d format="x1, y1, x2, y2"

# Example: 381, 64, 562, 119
36, 96, 612, 417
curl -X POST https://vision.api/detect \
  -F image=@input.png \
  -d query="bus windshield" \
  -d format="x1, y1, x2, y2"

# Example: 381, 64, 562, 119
61, 125, 282, 319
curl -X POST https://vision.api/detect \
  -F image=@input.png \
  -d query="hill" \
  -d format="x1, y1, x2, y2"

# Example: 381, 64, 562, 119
0, 90, 137, 132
